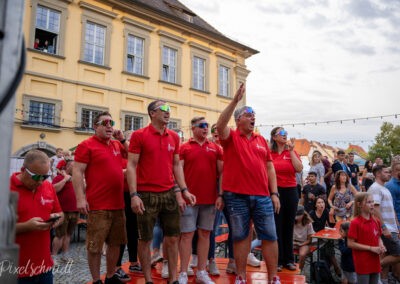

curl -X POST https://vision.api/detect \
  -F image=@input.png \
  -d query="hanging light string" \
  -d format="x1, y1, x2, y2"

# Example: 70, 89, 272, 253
256, 113, 399, 128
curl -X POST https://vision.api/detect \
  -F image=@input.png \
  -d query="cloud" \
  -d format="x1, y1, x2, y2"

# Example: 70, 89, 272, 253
303, 13, 329, 28
369, 65, 400, 73
341, 44, 376, 55
346, 0, 388, 19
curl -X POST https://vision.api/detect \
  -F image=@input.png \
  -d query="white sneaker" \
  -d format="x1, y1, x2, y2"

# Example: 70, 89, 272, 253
190, 254, 198, 268
270, 276, 281, 284
235, 276, 247, 284
247, 252, 260, 267
187, 265, 195, 276
226, 261, 236, 274
178, 271, 188, 284
161, 260, 169, 279
207, 259, 220, 276
196, 270, 215, 284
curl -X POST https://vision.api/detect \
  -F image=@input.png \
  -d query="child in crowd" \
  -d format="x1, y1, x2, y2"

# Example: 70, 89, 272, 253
347, 192, 386, 284
293, 205, 315, 272
338, 222, 356, 284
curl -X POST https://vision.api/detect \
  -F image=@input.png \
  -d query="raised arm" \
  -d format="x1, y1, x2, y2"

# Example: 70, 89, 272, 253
216, 83, 245, 140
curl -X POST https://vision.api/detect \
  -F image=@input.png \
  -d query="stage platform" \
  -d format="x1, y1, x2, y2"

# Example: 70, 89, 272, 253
89, 258, 305, 283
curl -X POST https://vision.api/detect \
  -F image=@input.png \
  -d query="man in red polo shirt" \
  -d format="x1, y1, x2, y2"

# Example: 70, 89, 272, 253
51, 159, 78, 264
177, 116, 223, 284
127, 100, 196, 284
11, 149, 63, 284
216, 84, 281, 284
73, 111, 127, 284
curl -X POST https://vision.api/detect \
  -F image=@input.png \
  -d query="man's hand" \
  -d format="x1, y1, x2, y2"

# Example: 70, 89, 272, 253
113, 129, 124, 140
215, 196, 224, 211
27, 217, 52, 231
131, 196, 145, 215
183, 191, 196, 206
77, 198, 89, 215
233, 83, 245, 103
271, 195, 280, 214
176, 194, 187, 213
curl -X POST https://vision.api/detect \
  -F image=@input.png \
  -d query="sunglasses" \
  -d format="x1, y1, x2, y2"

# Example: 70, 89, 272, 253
193, 122, 209, 129
25, 168, 51, 181
239, 106, 255, 117
96, 119, 115, 127
276, 129, 288, 136
153, 104, 171, 112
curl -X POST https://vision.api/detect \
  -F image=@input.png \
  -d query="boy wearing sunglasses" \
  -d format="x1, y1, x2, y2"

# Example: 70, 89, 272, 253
127, 100, 196, 284
73, 111, 128, 284
216, 84, 281, 284
10, 149, 63, 284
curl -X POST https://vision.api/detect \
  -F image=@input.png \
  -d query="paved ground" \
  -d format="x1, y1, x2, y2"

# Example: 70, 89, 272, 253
54, 228, 400, 284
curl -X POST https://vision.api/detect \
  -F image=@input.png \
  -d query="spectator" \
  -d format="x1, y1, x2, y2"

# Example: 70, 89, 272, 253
361, 160, 374, 191
293, 205, 314, 272
322, 155, 333, 192
368, 165, 400, 284
270, 127, 303, 271
126, 100, 196, 284
348, 192, 385, 284
50, 148, 64, 178
328, 170, 358, 221
11, 149, 63, 283
332, 150, 351, 176
178, 117, 223, 284
309, 151, 326, 188
216, 84, 281, 284
338, 222, 356, 284
73, 111, 128, 284
300, 171, 326, 213
386, 159, 400, 229
51, 159, 78, 264
347, 152, 360, 191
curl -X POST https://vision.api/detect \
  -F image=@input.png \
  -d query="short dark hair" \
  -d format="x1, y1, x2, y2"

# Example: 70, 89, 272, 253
340, 222, 350, 232
348, 152, 355, 156
337, 150, 345, 155
147, 100, 165, 117
373, 164, 387, 177
191, 117, 205, 126
94, 111, 112, 126
308, 171, 317, 177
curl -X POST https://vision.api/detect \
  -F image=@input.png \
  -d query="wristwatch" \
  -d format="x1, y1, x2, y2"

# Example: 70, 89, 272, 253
130, 192, 139, 198
271, 192, 280, 198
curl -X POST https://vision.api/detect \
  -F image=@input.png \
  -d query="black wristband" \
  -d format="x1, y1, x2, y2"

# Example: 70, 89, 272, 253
271, 192, 280, 198
120, 139, 126, 144
130, 192, 139, 198
218, 193, 223, 197
181, 187, 188, 193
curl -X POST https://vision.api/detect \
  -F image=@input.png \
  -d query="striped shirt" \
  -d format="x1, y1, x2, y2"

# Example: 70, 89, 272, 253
369, 182, 399, 233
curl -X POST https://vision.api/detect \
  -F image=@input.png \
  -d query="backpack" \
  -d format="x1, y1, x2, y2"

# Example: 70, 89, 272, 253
311, 260, 336, 283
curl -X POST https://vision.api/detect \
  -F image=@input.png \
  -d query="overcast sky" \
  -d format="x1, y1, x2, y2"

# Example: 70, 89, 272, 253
180, 0, 400, 151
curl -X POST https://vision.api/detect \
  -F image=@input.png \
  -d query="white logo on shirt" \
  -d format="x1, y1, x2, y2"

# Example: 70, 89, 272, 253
113, 150, 120, 156
168, 143, 175, 152
256, 144, 266, 151
206, 146, 216, 152
283, 155, 291, 160
41, 195, 54, 206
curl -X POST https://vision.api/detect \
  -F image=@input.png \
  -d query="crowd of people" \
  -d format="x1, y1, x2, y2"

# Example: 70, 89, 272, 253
10, 84, 400, 284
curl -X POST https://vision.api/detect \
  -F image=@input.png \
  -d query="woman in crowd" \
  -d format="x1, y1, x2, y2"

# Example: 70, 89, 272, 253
270, 127, 303, 271
361, 160, 374, 191
309, 150, 326, 189
328, 170, 358, 221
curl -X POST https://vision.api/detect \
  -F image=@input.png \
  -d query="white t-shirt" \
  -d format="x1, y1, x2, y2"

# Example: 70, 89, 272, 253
369, 182, 399, 233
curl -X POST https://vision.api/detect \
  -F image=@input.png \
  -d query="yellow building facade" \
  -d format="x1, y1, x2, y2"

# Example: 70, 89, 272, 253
13, 0, 258, 156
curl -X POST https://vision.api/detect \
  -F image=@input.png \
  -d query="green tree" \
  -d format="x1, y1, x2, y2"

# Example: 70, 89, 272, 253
368, 122, 400, 165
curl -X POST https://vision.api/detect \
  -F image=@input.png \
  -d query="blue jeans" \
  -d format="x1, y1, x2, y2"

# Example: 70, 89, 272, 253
223, 192, 277, 241
18, 270, 53, 284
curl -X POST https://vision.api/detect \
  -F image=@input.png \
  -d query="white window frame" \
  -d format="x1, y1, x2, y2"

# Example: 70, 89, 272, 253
162, 46, 177, 83
83, 21, 106, 65
121, 111, 148, 131
126, 35, 144, 75
75, 104, 108, 133
22, 95, 62, 130
158, 31, 184, 85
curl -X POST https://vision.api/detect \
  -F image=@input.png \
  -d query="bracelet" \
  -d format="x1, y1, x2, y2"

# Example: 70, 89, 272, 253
130, 192, 139, 198
271, 192, 280, 198
120, 139, 126, 144
218, 193, 223, 197
181, 187, 188, 193
174, 189, 181, 193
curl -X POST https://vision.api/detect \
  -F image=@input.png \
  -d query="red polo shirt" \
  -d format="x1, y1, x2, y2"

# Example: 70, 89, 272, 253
271, 149, 299, 187
52, 174, 77, 212
129, 124, 180, 192
180, 138, 223, 204
220, 129, 272, 196
74, 135, 125, 210
10, 173, 62, 278
348, 215, 382, 274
